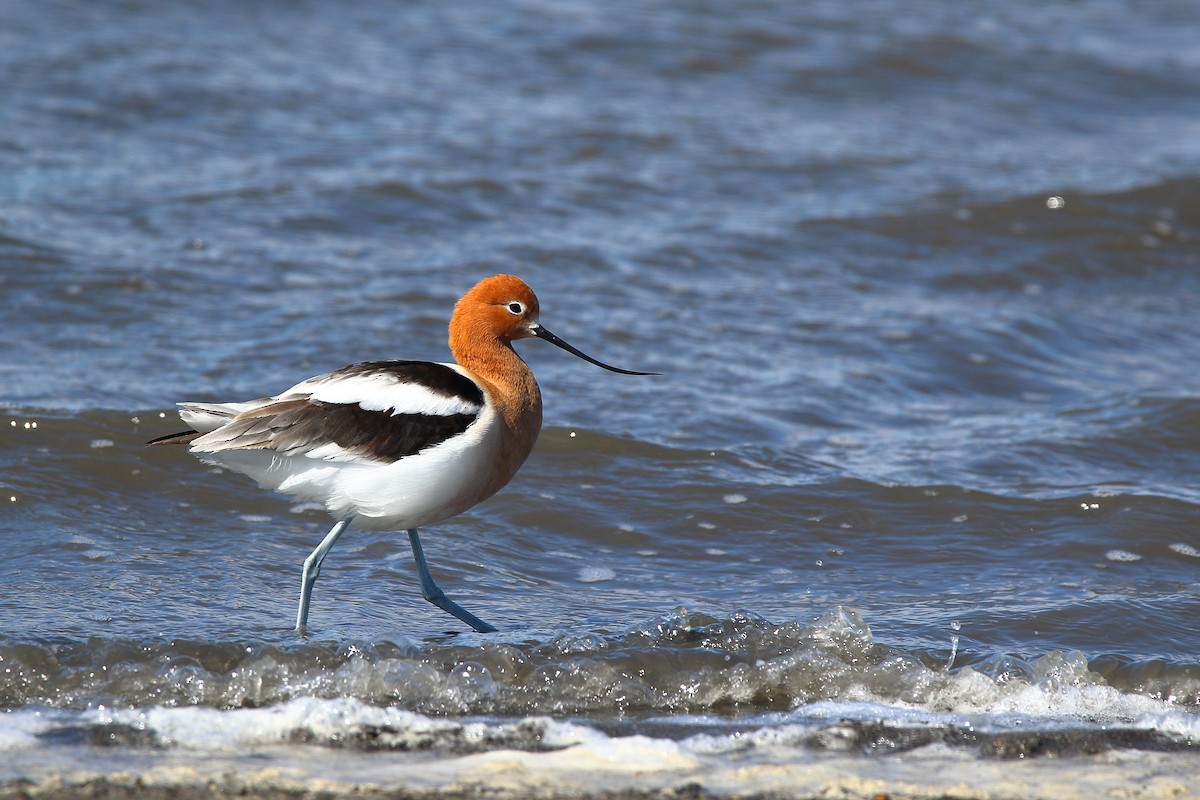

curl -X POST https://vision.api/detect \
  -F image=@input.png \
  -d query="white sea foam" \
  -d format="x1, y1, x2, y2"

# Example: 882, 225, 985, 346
71, 698, 551, 752
2, 674, 1193, 759
2, 697, 1199, 800
0, 709, 51, 751
578, 566, 616, 583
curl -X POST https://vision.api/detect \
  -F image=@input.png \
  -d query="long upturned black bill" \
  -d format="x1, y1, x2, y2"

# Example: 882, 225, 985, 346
533, 324, 659, 375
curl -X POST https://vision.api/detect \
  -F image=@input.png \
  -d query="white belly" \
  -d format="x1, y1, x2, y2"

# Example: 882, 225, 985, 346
194, 404, 509, 531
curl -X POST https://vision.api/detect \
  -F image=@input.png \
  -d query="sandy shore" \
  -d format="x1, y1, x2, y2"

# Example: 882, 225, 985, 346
2, 746, 1197, 800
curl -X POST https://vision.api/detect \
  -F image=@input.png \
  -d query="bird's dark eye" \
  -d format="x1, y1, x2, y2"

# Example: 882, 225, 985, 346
506, 301, 525, 315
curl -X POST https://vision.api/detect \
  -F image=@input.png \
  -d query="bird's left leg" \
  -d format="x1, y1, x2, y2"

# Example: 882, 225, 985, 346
407, 529, 498, 633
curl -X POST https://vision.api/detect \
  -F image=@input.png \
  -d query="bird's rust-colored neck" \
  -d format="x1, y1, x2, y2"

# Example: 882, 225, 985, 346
448, 275, 545, 485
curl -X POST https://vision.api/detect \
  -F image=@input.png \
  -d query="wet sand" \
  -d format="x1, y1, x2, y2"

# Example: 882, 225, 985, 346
2, 747, 1196, 800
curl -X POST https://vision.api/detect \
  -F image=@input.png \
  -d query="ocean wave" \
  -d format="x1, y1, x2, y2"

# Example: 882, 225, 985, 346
3, 609, 1196, 720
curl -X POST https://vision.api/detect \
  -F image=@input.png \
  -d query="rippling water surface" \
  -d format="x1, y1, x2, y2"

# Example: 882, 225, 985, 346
2, 2, 1199, 798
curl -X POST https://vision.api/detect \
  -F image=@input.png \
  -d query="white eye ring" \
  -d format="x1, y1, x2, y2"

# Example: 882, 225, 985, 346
506, 301, 525, 315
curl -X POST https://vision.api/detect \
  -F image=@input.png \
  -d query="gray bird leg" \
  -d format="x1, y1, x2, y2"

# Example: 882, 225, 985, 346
407, 528, 497, 633
295, 516, 352, 634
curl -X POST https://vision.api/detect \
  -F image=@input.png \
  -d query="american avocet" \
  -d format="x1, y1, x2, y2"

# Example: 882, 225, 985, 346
149, 274, 654, 634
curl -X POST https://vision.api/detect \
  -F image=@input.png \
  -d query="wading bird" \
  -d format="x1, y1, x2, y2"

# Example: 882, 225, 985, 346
149, 274, 655, 634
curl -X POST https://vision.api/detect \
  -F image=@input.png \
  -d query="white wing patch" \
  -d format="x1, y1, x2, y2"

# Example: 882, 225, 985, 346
295, 370, 482, 417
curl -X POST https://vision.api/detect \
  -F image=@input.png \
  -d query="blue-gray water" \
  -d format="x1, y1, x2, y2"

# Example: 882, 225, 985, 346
2, 2, 1199, 797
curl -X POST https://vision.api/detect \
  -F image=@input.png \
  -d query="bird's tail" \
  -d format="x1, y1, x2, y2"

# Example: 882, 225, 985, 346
146, 400, 255, 446
146, 430, 202, 446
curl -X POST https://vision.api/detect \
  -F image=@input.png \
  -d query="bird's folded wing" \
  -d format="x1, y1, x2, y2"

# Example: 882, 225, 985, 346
189, 361, 486, 464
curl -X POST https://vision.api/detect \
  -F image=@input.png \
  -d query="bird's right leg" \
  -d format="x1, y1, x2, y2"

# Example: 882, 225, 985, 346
295, 516, 352, 635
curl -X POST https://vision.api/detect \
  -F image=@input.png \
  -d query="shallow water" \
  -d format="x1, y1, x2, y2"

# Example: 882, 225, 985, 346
2, 1, 1199, 797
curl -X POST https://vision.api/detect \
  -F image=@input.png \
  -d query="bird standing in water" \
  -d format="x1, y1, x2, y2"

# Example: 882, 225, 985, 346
149, 274, 654, 634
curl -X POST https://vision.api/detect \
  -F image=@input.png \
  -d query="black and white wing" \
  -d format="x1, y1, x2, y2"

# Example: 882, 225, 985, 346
172, 361, 486, 465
